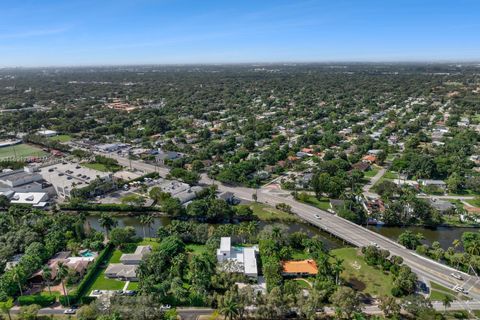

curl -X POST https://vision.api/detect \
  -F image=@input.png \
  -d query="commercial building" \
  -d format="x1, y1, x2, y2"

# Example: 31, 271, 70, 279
37, 129, 58, 137
155, 179, 203, 204
38, 162, 112, 198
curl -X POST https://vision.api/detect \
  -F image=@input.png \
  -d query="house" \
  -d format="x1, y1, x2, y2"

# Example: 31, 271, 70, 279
218, 191, 237, 204
29, 252, 94, 283
428, 198, 455, 213
156, 150, 184, 164
464, 206, 480, 215
281, 260, 318, 277
216, 237, 258, 278
418, 179, 447, 190
120, 246, 152, 265
362, 155, 377, 164
351, 162, 371, 172
105, 245, 152, 281
5, 254, 23, 271
105, 264, 138, 281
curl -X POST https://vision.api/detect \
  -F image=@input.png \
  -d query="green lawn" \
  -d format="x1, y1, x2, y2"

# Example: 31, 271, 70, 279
137, 238, 160, 249
89, 270, 125, 291
49, 134, 72, 142
291, 249, 310, 260
109, 249, 123, 263
0, 143, 48, 159
331, 247, 394, 298
429, 282, 458, 301
293, 279, 312, 289
83, 162, 112, 172
383, 170, 399, 180
245, 203, 300, 222
297, 195, 331, 211
364, 166, 380, 178
466, 198, 480, 207
186, 244, 209, 255
127, 282, 139, 290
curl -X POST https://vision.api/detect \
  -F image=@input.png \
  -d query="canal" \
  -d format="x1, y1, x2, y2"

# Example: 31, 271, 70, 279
85, 215, 475, 251
85, 215, 346, 250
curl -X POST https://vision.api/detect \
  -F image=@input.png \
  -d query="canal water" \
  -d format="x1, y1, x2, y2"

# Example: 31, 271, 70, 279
85, 215, 475, 251
85, 215, 345, 250
367, 225, 474, 250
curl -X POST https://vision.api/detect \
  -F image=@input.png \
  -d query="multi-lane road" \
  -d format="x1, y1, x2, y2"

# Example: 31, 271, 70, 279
102, 152, 480, 300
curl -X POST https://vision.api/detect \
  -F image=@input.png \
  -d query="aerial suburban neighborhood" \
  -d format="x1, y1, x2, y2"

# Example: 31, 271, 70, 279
1, 1, 480, 319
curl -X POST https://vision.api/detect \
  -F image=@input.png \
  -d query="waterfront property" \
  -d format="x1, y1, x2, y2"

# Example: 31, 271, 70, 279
105, 245, 151, 281
216, 237, 259, 278
281, 259, 318, 277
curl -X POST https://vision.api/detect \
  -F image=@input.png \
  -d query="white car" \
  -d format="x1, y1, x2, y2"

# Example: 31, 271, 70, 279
64, 308, 77, 315
314, 214, 321, 219
160, 304, 171, 310
451, 273, 463, 280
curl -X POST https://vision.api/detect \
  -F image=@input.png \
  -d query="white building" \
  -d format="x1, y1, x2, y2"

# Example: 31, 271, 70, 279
37, 129, 58, 137
216, 237, 258, 278
10, 192, 49, 208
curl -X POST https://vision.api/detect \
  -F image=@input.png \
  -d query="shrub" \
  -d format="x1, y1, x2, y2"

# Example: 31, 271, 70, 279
59, 294, 77, 307
18, 294, 56, 307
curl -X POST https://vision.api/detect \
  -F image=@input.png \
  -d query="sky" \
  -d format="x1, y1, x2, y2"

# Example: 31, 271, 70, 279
1, 0, 480, 66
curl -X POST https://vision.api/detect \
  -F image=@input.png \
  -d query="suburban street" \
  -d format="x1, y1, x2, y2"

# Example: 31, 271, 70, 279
101, 153, 480, 301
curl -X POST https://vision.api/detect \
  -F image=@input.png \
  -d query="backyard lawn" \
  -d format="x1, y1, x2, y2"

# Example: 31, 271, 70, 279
331, 247, 394, 298
0, 143, 47, 159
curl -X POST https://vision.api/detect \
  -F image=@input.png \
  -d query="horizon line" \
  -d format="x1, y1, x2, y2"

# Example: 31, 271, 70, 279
2, 60, 480, 69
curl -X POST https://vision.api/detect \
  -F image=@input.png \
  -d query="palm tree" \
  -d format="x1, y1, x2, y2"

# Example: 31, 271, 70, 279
333, 258, 345, 285
452, 239, 461, 250
98, 213, 117, 239
56, 262, 70, 307
442, 294, 453, 313
42, 265, 52, 295
12, 268, 23, 296
220, 296, 240, 320
139, 215, 154, 238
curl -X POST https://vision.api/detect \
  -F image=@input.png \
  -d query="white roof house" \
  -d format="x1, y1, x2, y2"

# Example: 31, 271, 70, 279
216, 237, 258, 278
243, 247, 258, 278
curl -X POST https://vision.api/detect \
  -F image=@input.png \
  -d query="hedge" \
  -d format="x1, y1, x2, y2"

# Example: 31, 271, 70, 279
59, 243, 114, 306
59, 294, 76, 307
74, 243, 114, 298
18, 295, 56, 307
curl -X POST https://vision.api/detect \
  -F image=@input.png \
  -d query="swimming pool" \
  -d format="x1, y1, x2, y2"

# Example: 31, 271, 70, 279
80, 249, 95, 257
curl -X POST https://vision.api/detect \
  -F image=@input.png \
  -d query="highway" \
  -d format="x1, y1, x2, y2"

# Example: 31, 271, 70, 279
101, 152, 480, 300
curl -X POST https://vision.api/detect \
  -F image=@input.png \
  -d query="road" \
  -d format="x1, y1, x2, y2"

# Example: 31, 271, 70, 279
101, 153, 480, 300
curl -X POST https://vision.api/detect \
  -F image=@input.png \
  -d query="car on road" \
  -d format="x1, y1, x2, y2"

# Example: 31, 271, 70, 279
160, 304, 171, 310
451, 272, 463, 280
314, 214, 321, 219
370, 242, 379, 248
64, 307, 78, 315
